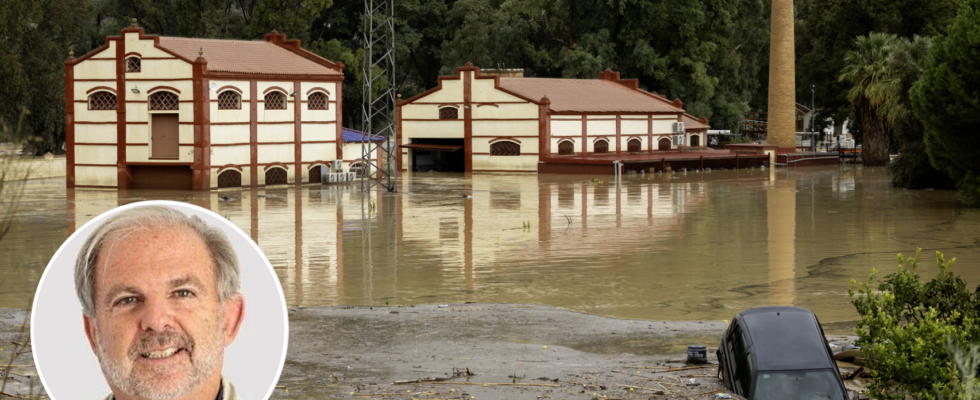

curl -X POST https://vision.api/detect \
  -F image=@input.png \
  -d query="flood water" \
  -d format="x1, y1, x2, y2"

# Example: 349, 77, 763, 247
2, 165, 978, 333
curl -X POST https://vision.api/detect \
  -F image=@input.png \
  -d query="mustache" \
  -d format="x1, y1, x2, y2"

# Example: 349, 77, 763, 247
127, 330, 196, 358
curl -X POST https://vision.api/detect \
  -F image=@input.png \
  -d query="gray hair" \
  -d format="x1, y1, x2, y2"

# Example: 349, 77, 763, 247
74, 205, 241, 317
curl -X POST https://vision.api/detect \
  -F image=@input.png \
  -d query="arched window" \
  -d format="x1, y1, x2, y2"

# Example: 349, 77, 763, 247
490, 141, 520, 156
218, 91, 241, 110
658, 138, 672, 151
265, 167, 287, 185
88, 92, 117, 110
149, 92, 179, 110
558, 141, 574, 155
265, 92, 286, 110
309, 92, 328, 110
309, 165, 322, 183
439, 107, 458, 120
126, 57, 141, 73
627, 138, 641, 152
217, 169, 242, 188
594, 140, 609, 154
350, 162, 364, 176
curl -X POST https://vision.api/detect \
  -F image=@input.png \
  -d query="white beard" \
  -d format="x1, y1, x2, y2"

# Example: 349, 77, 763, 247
94, 312, 225, 399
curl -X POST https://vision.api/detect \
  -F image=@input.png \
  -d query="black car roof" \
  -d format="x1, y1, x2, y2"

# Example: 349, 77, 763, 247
738, 306, 833, 371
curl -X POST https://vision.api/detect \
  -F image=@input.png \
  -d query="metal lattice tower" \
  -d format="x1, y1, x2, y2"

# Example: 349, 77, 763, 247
360, 0, 397, 192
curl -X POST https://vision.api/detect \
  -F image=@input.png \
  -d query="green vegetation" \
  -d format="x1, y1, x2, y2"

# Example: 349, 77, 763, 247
911, 0, 980, 206
849, 249, 980, 400
1, 0, 775, 155
798, 0, 963, 141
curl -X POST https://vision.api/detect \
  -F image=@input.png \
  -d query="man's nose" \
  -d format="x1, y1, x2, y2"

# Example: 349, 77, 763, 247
139, 296, 175, 332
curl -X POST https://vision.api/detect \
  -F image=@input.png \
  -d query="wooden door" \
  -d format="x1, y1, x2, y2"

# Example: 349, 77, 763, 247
151, 114, 179, 158
658, 137, 672, 150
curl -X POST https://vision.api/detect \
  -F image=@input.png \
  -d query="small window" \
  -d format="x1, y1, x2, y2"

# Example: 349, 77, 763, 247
218, 91, 241, 110
265, 92, 286, 110
88, 92, 117, 110
439, 107, 458, 120
558, 141, 574, 155
627, 138, 641, 152
309, 165, 322, 183
490, 141, 520, 156
149, 92, 179, 110
309, 92, 328, 110
594, 140, 609, 154
126, 57, 141, 73
217, 169, 241, 188
265, 167, 287, 185
350, 162, 364, 176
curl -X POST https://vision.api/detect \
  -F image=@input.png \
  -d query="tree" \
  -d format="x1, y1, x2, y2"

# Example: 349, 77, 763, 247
911, 0, 980, 206
799, 0, 962, 145
839, 32, 901, 166
883, 36, 955, 189
0, 0, 99, 155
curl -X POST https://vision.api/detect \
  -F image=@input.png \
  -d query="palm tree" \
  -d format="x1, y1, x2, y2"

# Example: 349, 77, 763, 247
839, 33, 902, 166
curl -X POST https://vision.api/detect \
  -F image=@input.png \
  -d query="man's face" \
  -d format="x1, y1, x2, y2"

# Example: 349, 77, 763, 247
83, 224, 243, 399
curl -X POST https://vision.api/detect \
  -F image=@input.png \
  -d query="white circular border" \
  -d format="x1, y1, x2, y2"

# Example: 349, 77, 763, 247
30, 200, 289, 400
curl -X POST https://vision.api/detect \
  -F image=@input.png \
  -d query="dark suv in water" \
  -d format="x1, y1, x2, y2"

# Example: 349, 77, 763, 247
717, 306, 848, 400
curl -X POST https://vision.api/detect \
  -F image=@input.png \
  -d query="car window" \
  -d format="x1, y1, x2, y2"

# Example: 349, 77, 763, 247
736, 352, 753, 395
730, 325, 749, 368
753, 370, 844, 400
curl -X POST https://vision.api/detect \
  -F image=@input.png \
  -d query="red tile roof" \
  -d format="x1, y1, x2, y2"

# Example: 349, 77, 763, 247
498, 78, 684, 113
683, 114, 710, 130
158, 37, 341, 76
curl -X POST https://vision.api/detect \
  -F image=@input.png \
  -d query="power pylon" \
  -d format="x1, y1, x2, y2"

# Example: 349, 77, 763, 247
360, 0, 397, 192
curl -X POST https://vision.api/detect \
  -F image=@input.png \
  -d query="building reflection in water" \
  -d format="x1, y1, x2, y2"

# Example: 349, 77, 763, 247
55, 166, 943, 324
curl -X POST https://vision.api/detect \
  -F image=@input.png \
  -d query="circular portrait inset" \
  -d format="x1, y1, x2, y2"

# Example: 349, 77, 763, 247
32, 201, 288, 400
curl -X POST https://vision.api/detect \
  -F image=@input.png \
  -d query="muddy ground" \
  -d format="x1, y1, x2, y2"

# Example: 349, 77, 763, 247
3, 304, 822, 399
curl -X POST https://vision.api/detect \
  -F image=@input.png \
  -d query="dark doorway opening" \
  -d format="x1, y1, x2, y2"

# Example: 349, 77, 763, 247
130, 165, 192, 190
690, 135, 700, 146
658, 137, 672, 151
411, 138, 465, 172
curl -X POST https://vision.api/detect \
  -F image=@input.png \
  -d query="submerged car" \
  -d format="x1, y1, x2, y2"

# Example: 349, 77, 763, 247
717, 306, 848, 400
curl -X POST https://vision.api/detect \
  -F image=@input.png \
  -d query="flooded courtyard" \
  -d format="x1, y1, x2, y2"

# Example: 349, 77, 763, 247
2, 165, 977, 332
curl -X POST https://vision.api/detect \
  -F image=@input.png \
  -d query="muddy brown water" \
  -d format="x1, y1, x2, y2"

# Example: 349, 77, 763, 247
2, 165, 977, 334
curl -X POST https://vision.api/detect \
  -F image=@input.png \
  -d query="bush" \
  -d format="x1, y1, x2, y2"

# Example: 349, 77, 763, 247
888, 141, 956, 190
849, 249, 980, 400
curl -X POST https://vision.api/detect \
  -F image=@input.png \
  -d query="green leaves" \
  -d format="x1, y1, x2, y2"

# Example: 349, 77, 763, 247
911, 0, 980, 207
849, 249, 980, 400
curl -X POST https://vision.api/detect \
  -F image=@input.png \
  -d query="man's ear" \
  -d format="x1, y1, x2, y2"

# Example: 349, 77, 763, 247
83, 314, 98, 354
222, 294, 245, 346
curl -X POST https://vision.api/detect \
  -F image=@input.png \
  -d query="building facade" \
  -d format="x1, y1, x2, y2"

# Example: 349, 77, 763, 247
65, 22, 345, 190
395, 64, 710, 173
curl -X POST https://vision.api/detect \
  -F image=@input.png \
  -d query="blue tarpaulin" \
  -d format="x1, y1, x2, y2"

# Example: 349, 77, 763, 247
342, 128, 385, 143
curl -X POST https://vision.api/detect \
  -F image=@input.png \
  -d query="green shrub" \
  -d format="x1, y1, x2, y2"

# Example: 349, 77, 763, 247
849, 250, 980, 400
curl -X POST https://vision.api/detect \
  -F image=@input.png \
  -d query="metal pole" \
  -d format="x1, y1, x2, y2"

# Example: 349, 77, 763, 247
810, 84, 816, 152
361, 0, 397, 193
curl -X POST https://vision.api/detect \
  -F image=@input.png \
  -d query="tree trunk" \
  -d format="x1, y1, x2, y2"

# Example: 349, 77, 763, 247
862, 104, 890, 166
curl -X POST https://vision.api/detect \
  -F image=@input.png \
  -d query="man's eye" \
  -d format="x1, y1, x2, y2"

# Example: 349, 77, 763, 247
115, 297, 139, 306
175, 289, 194, 298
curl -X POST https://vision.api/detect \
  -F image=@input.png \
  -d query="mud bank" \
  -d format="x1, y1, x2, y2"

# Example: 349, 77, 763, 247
7, 304, 744, 399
